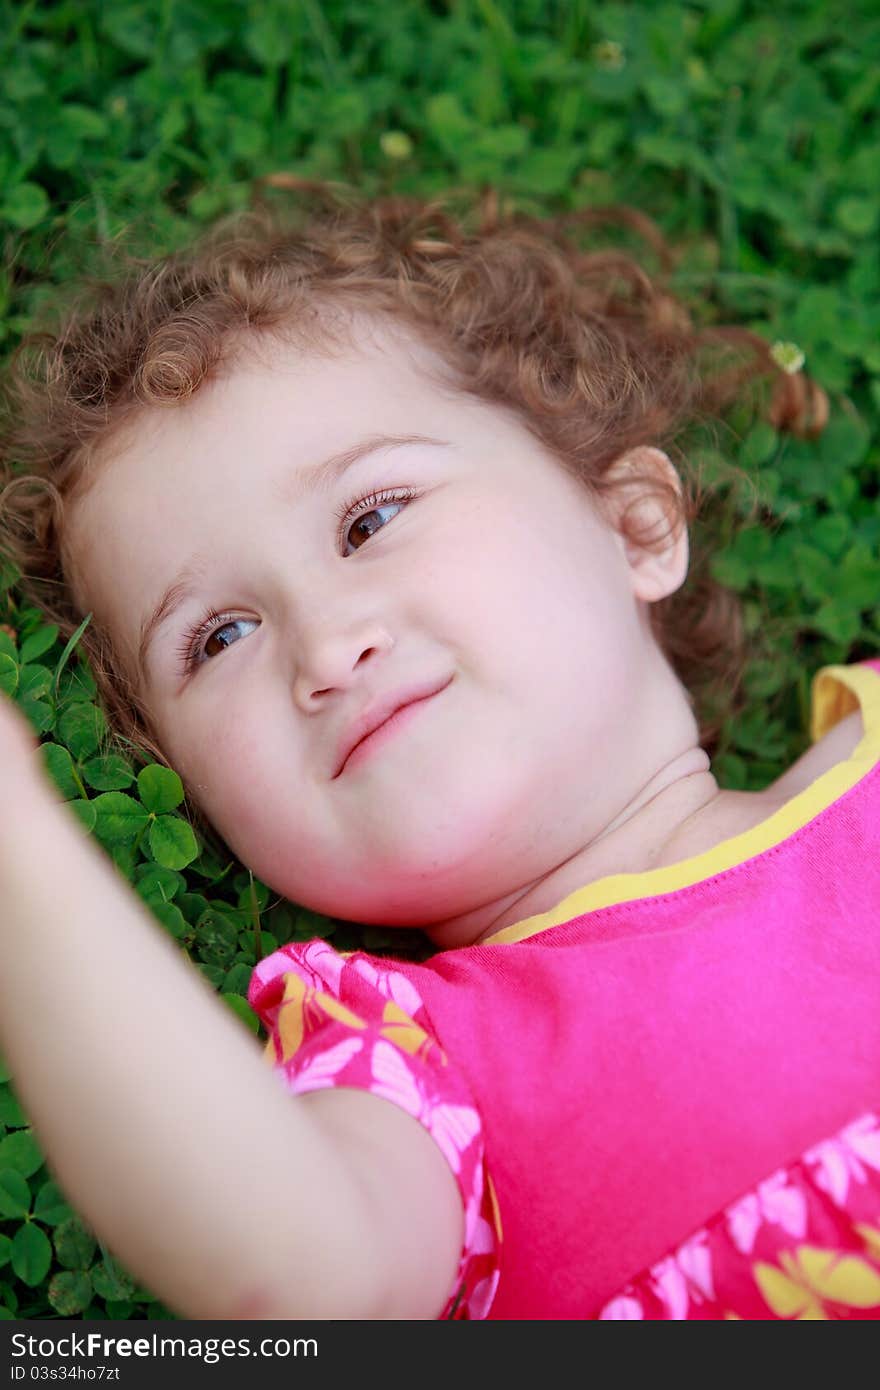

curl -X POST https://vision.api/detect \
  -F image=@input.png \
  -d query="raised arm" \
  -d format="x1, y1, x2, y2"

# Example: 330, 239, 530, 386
0, 696, 462, 1319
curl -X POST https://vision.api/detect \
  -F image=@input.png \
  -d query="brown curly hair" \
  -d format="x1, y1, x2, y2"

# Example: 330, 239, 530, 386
0, 179, 827, 848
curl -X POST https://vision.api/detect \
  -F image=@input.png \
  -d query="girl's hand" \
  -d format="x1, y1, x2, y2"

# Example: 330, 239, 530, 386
0, 689, 54, 809
0, 688, 457, 1318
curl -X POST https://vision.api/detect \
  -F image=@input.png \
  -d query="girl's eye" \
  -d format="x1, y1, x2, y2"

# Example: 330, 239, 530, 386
177, 486, 418, 675
335, 486, 418, 556
177, 612, 257, 675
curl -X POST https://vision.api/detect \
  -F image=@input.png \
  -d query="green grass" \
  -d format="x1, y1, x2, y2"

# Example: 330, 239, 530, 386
0, 0, 879, 1318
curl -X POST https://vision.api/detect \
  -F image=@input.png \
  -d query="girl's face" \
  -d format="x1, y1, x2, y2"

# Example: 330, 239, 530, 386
67, 317, 689, 946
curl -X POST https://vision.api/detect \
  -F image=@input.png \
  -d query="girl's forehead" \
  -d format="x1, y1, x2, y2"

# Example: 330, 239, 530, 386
63, 318, 478, 573
78, 316, 446, 484
227, 309, 458, 392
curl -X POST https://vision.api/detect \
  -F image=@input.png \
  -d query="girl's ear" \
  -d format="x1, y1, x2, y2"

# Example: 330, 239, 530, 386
602, 446, 689, 604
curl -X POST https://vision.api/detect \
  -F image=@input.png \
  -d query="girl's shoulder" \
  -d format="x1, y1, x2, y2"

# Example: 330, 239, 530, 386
768, 656, 880, 800
297, 1085, 467, 1317
768, 708, 864, 800
248, 939, 503, 1319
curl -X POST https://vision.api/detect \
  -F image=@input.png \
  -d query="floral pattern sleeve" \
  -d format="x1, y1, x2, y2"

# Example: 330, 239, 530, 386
247, 939, 502, 1319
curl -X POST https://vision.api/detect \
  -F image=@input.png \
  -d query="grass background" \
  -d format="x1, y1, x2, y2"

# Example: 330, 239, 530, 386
0, 0, 879, 1318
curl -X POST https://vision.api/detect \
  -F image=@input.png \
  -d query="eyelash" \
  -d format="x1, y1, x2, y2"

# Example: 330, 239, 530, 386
175, 486, 419, 675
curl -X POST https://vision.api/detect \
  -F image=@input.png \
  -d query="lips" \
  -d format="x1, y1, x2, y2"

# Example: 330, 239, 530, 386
332, 677, 451, 779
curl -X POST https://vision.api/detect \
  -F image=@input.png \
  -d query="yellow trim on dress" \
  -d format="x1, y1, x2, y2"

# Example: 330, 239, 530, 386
483, 661, 880, 948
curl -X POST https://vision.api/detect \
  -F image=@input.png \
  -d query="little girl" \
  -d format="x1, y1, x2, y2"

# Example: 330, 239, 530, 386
1, 186, 878, 1321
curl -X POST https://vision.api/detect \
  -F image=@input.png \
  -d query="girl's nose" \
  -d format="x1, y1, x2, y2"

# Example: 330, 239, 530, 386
291, 623, 396, 709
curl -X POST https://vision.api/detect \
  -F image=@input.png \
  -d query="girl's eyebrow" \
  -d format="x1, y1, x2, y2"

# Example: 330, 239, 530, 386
273, 431, 449, 506
137, 431, 450, 682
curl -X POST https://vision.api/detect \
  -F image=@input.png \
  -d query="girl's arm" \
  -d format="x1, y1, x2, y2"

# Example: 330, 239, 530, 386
0, 698, 463, 1319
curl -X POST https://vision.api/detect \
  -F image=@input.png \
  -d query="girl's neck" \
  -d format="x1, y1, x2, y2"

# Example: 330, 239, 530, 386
423, 750, 757, 950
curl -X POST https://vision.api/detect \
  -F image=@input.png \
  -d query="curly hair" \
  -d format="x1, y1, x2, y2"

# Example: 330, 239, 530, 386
0, 179, 827, 847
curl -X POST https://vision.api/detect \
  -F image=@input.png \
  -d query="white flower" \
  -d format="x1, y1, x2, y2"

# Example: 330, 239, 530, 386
380, 131, 413, 160
770, 340, 806, 374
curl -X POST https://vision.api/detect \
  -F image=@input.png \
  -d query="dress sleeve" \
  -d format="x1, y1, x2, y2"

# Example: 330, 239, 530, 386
247, 939, 501, 1319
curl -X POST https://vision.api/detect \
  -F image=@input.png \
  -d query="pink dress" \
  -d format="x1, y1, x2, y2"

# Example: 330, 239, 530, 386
248, 659, 880, 1319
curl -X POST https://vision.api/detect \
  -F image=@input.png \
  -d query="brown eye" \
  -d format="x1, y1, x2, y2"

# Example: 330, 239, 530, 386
338, 487, 418, 555
179, 612, 259, 673
202, 618, 255, 659
345, 500, 404, 552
